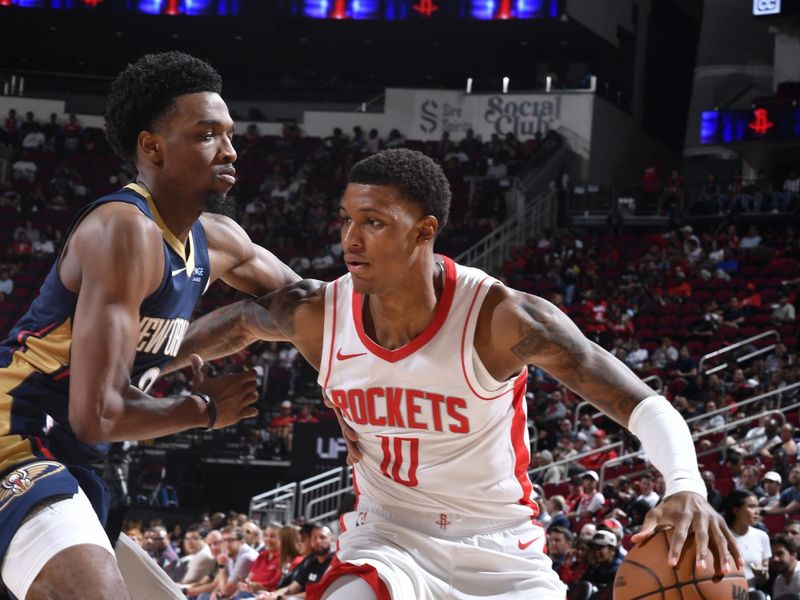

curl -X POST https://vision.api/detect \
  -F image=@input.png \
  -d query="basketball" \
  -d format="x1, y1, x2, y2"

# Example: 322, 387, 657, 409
613, 530, 748, 600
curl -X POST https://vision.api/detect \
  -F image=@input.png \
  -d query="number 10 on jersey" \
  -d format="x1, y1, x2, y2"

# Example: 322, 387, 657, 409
376, 435, 420, 487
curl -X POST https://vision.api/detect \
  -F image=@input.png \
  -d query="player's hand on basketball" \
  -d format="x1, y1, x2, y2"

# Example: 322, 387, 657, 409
191, 354, 259, 428
631, 491, 742, 576
322, 391, 362, 464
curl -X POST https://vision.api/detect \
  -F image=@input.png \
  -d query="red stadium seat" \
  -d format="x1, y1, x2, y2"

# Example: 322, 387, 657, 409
763, 514, 786, 536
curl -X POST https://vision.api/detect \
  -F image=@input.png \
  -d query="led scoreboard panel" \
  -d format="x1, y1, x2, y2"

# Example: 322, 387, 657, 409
700, 106, 800, 145
0, 0, 562, 19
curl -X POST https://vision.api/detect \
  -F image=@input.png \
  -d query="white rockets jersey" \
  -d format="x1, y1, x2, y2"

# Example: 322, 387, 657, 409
318, 255, 538, 525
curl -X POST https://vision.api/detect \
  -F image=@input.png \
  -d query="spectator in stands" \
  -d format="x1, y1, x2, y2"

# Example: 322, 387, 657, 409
62, 112, 82, 151
721, 297, 746, 328
236, 522, 283, 597
268, 400, 296, 457
384, 128, 405, 149
21, 122, 45, 150
559, 527, 593, 585
173, 526, 217, 586
634, 473, 660, 508
11, 150, 37, 182
146, 525, 180, 575
542, 390, 568, 424
652, 337, 678, 370
784, 523, 800, 553
546, 526, 574, 573
624, 339, 648, 371
242, 521, 264, 553
569, 471, 605, 520
760, 471, 783, 510
763, 423, 798, 459
32, 232, 55, 257
726, 490, 770, 588
702, 470, 725, 513
671, 346, 697, 379
772, 294, 796, 323
774, 170, 800, 212
584, 529, 623, 597
43, 112, 62, 147
766, 464, 800, 517
738, 415, 779, 457
547, 495, 570, 530
208, 525, 258, 600
256, 524, 334, 600
184, 530, 225, 597
739, 225, 763, 251
771, 535, 800, 597
577, 412, 600, 441
737, 465, 766, 499
0, 268, 13, 301
2, 108, 18, 144
274, 525, 304, 589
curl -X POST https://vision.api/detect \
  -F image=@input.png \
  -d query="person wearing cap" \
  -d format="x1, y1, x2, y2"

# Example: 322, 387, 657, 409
584, 530, 623, 592
569, 471, 605, 520
578, 429, 618, 472
760, 472, 782, 510
766, 464, 800, 517
599, 519, 627, 557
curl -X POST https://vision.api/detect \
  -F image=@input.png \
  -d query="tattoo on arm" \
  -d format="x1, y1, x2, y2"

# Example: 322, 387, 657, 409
510, 296, 650, 425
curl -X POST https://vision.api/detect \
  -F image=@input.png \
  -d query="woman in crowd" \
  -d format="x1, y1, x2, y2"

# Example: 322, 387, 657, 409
725, 489, 770, 589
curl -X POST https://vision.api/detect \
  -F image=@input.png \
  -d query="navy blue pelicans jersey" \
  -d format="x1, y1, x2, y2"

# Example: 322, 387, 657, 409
0, 182, 210, 559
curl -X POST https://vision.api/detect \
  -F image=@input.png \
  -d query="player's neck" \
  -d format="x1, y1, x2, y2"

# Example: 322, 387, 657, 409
135, 176, 199, 245
363, 259, 443, 350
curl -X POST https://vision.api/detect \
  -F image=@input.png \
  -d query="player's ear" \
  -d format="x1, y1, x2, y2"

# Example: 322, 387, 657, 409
417, 215, 439, 244
137, 130, 163, 166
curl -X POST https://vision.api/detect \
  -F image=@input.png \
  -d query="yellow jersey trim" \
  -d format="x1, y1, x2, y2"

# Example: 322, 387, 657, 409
125, 183, 195, 275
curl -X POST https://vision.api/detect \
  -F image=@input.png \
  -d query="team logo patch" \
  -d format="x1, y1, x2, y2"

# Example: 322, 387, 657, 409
0, 461, 65, 512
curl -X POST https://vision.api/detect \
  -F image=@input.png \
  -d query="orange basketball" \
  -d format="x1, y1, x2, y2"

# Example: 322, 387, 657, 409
613, 530, 748, 600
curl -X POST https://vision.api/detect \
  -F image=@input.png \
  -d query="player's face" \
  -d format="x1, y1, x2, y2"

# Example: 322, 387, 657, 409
339, 183, 435, 295
155, 92, 237, 214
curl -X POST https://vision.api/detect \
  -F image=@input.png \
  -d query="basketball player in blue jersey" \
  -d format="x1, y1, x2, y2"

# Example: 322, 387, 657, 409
0, 52, 298, 600
176, 149, 744, 600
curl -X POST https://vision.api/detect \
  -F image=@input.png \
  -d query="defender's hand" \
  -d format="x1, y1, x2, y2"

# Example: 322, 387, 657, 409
631, 491, 742, 576
191, 354, 259, 428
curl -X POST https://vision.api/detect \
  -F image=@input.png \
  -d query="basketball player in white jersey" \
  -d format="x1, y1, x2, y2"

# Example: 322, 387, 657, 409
174, 149, 742, 599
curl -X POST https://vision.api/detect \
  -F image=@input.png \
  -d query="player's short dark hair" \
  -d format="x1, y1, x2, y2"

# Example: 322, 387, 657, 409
349, 149, 451, 233
772, 534, 798, 556
105, 51, 222, 161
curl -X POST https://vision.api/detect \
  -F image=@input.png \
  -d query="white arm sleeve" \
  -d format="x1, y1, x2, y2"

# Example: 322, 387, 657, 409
627, 395, 707, 499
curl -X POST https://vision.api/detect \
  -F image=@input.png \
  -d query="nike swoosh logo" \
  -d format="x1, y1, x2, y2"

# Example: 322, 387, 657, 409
171, 268, 186, 277
518, 538, 538, 550
336, 349, 367, 361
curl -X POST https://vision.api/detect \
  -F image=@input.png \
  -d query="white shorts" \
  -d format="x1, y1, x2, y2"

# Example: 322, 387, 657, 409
0, 489, 184, 600
0, 488, 114, 599
318, 498, 567, 600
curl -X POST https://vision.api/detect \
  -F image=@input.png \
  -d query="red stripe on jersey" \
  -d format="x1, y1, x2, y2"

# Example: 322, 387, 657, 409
34, 436, 55, 460
322, 280, 339, 389
459, 277, 519, 401
307, 557, 392, 600
351, 255, 456, 363
52, 368, 70, 381
16, 320, 59, 349
510, 372, 538, 517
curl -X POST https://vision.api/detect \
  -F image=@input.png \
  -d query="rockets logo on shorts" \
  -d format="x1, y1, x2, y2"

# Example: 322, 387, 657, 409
0, 462, 65, 511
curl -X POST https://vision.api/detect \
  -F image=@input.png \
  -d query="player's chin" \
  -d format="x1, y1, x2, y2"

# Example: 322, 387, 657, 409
350, 276, 377, 295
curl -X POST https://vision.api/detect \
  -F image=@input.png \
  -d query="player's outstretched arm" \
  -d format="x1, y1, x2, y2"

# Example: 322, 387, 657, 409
163, 214, 300, 373
66, 205, 258, 443
165, 298, 287, 373
480, 285, 742, 575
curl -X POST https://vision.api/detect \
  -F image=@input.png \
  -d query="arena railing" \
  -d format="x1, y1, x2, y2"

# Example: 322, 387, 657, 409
684, 381, 800, 428
298, 466, 354, 523
698, 330, 780, 375
249, 480, 297, 526
596, 399, 800, 487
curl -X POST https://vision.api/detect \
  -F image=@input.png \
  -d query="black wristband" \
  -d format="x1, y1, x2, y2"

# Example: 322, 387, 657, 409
192, 392, 217, 430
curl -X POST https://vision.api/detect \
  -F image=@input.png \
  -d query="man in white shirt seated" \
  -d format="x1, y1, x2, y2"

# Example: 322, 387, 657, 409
771, 534, 800, 598
634, 473, 660, 509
